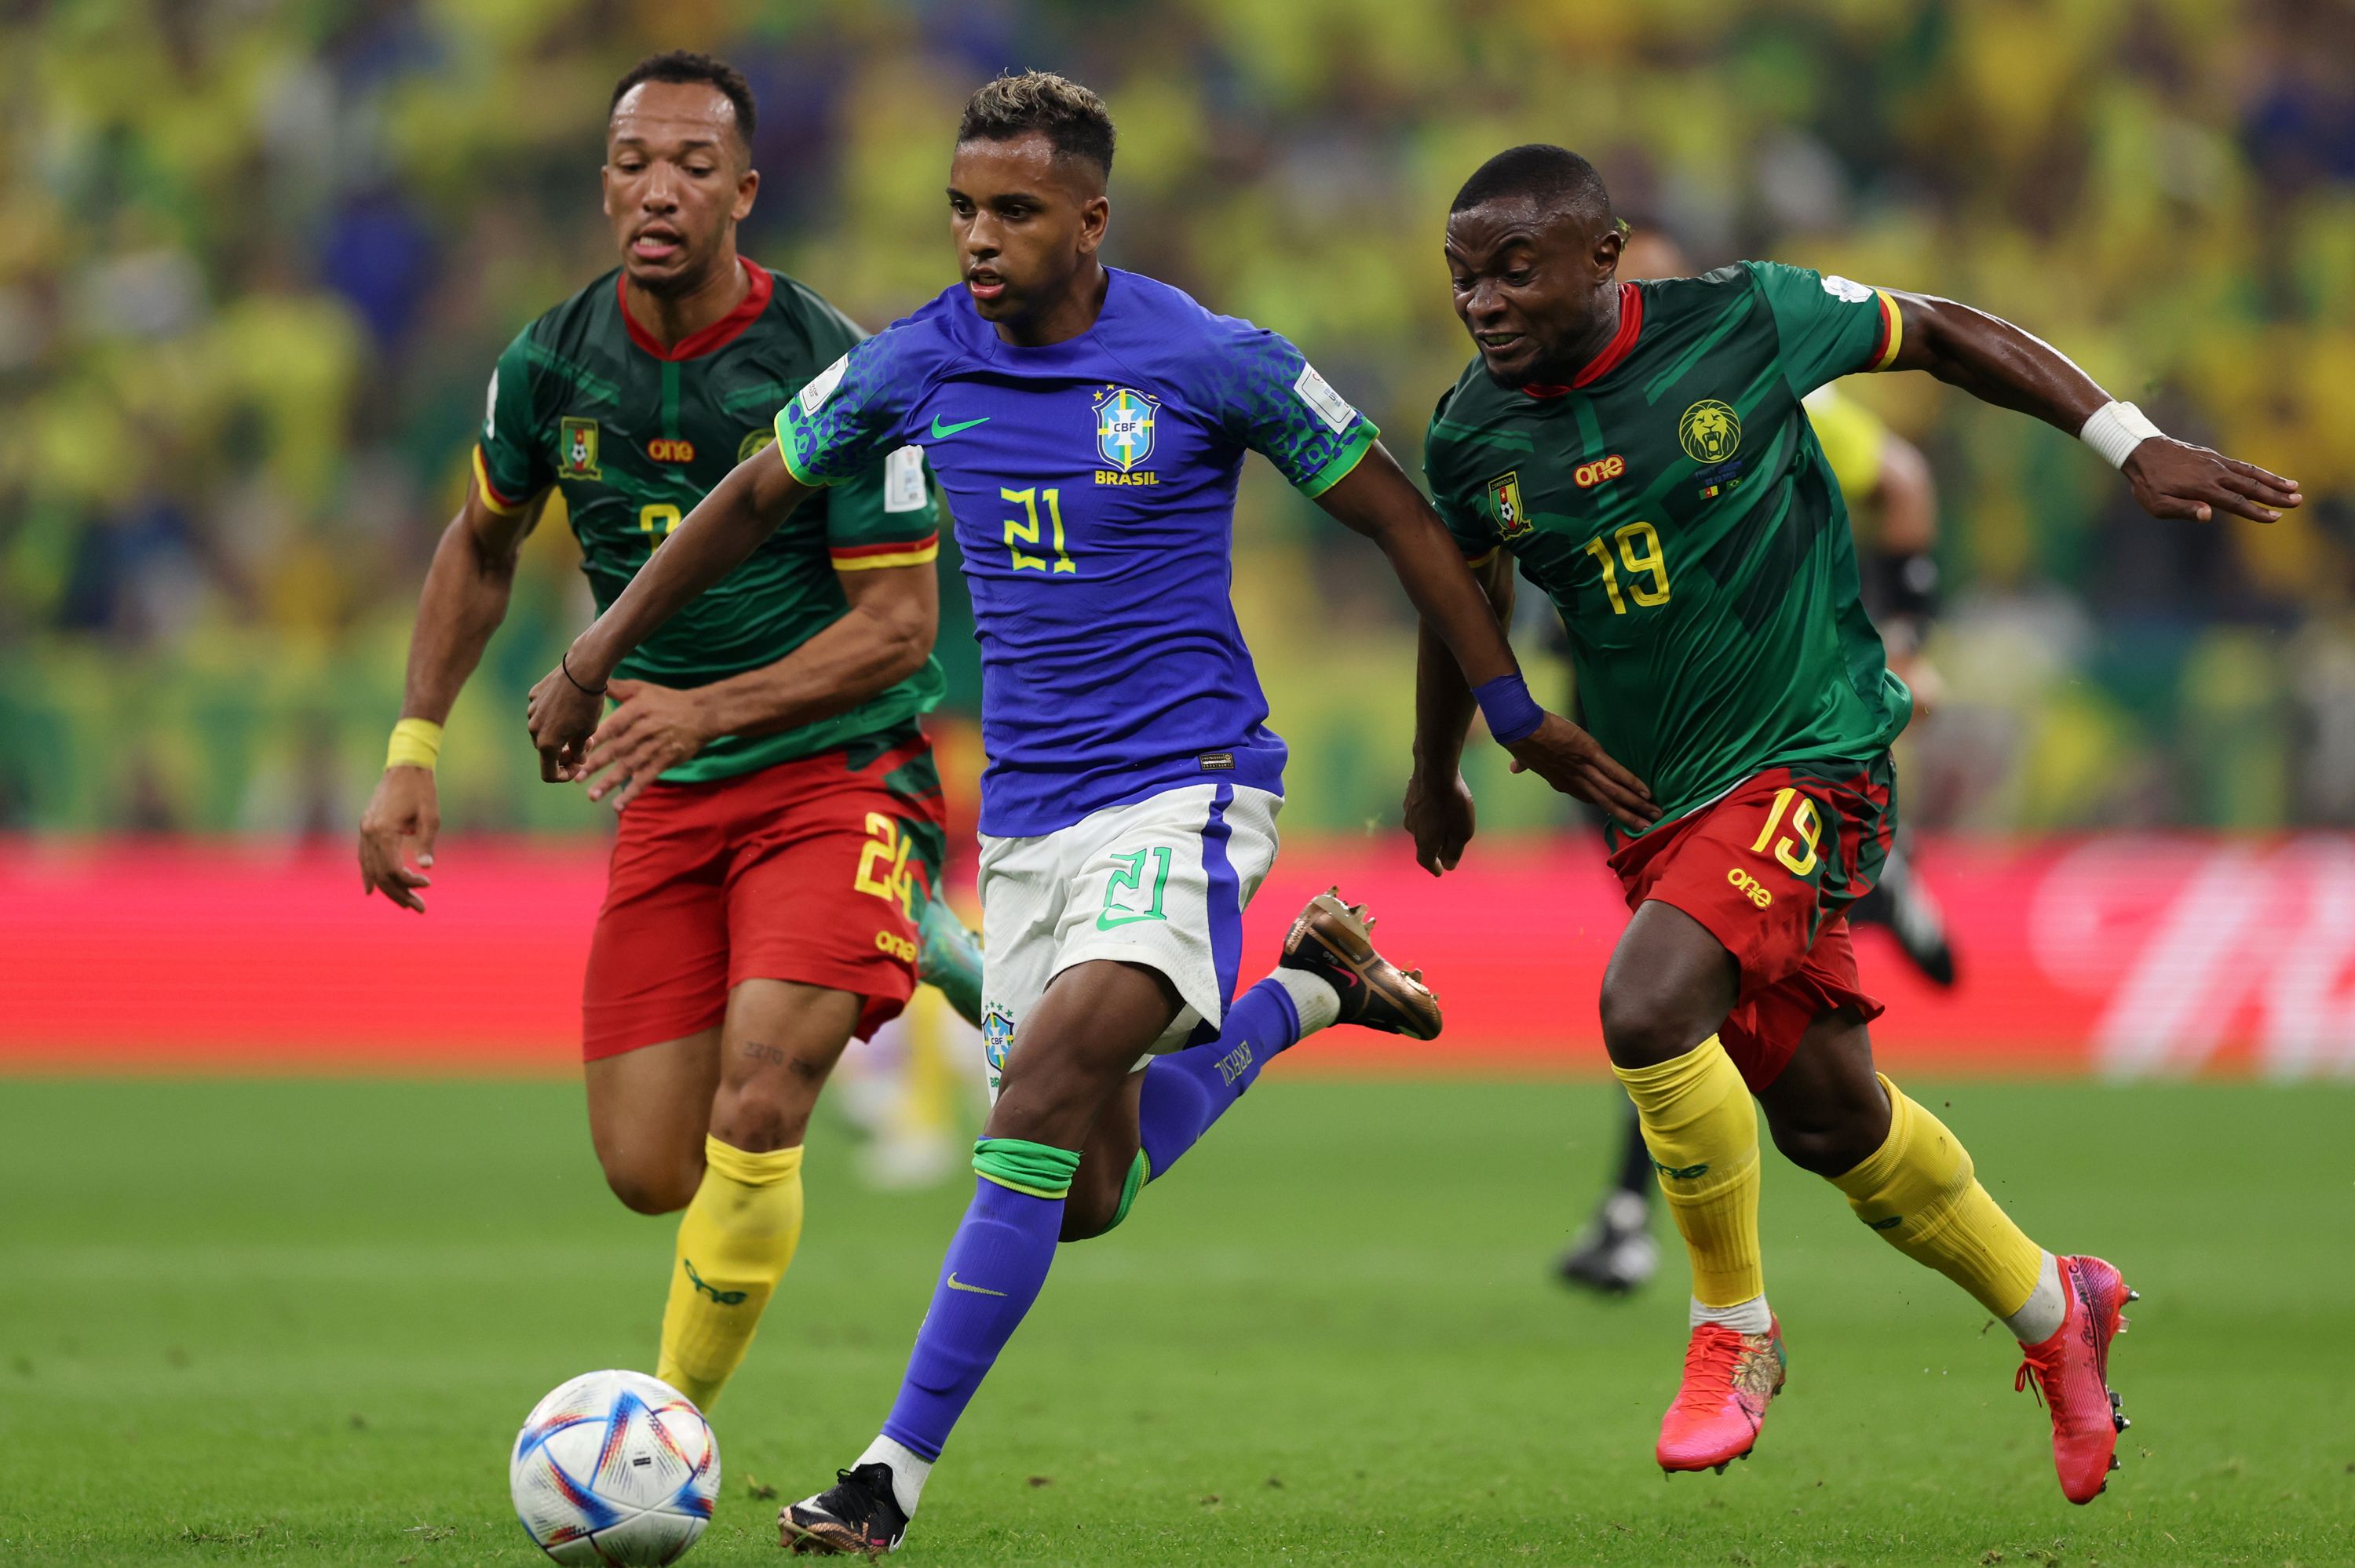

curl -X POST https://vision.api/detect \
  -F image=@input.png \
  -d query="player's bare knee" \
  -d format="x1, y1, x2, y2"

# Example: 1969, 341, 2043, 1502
601, 1155, 702, 1216
1765, 1114, 1879, 1178
1058, 1194, 1115, 1243
988, 1050, 1123, 1150
1053, 1157, 1126, 1242
713, 1029, 834, 1152
708, 1078, 813, 1154
981, 1083, 1065, 1148
1758, 1013, 1889, 1176
1598, 972, 1715, 1068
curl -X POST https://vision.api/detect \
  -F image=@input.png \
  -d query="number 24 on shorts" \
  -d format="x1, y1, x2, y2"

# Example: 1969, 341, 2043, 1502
853, 812, 918, 915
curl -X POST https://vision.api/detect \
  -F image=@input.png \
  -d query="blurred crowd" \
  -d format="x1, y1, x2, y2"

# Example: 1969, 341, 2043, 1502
3, 0, 2352, 836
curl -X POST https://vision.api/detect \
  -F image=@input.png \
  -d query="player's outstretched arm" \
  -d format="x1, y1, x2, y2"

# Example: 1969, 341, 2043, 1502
1314, 445, 1656, 837
1883, 292, 2302, 524
526, 447, 813, 778
1403, 549, 1514, 874
576, 560, 937, 811
359, 477, 547, 912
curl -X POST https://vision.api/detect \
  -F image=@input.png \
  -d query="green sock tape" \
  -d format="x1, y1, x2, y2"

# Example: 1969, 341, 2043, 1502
1097, 1150, 1151, 1234
972, 1137, 1081, 1198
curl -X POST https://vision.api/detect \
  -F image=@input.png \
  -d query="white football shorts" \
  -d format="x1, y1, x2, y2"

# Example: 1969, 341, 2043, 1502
975, 782, 1281, 1100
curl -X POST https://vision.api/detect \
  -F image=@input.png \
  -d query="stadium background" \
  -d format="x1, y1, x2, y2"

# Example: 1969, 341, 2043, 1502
5, 6, 2355, 1566
5, 0, 2353, 1074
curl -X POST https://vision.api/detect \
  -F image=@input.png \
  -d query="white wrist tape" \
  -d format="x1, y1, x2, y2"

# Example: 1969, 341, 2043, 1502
2078, 400, 2163, 469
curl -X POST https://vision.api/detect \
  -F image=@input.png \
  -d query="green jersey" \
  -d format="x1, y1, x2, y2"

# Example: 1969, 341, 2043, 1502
1426, 261, 1914, 833
477, 259, 944, 783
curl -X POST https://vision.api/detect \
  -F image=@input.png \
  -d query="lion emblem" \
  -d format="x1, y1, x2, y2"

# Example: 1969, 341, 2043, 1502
1678, 399, 1742, 465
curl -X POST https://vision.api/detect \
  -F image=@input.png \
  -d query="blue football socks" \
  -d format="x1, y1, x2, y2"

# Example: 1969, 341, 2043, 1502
1134, 975, 1305, 1179
879, 1142, 1077, 1461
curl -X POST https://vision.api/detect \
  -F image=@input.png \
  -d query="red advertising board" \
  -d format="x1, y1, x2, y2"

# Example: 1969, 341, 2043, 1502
2, 835, 2348, 1077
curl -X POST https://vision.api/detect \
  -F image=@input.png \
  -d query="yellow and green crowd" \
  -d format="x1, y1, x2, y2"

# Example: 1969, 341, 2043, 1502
3, 0, 2350, 834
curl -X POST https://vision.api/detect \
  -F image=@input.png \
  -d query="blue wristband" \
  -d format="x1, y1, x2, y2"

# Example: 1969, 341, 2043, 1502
1472, 672, 1544, 746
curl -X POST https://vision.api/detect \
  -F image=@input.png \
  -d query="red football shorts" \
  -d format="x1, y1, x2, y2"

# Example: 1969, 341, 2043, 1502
581, 737, 947, 1061
1607, 759, 1897, 1092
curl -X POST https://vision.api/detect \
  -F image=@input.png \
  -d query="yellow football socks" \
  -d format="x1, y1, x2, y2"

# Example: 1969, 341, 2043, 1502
1829, 1076, 2043, 1319
655, 1136, 805, 1411
1613, 1037, 1764, 1309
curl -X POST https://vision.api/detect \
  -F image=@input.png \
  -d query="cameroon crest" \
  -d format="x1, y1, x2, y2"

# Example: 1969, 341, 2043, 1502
1094, 386, 1156, 472
1486, 470, 1532, 540
1678, 399, 1741, 465
559, 416, 602, 480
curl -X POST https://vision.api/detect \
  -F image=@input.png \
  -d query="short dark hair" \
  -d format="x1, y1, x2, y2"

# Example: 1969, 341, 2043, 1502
1451, 144, 1612, 226
609, 50, 758, 148
958, 71, 1115, 178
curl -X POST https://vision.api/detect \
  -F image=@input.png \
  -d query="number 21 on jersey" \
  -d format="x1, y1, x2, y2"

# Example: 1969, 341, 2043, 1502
1002, 487, 1076, 574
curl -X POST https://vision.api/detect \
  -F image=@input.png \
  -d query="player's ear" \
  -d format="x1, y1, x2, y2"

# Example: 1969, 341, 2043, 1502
732, 166, 759, 224
1593, 221, 1625, 280
1077, 193, 1110, 257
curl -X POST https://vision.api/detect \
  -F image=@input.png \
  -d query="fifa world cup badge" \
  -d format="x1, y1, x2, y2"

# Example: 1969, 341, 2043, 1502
560, 416, 602, 480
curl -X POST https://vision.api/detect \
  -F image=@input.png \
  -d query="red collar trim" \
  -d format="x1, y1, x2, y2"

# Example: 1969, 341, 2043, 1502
618, 257, 772, 361
1521, 282, 1644, 399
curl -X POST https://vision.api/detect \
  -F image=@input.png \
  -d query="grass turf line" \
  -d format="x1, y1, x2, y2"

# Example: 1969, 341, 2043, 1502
0, 1078, 2349, 1566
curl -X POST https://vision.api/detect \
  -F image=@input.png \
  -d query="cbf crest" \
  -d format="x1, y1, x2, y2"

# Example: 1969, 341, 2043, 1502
1094, 386, 1156, 472
980, 1001, 1016, 1095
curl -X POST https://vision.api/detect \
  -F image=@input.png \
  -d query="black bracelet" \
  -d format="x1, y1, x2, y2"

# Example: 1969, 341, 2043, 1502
1866, 549, 1941, 624
561, 652, 608, 696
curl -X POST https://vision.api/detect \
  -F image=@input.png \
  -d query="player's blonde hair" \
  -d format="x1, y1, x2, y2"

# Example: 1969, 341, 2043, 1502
958, 71, 1115, 177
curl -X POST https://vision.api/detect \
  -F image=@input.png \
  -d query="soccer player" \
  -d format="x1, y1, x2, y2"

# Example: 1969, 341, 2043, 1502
1558, 225, 1959, 1297
524, 75, 1651, 1554
354, 51, 984, 1417
1408, 145, 2298, 1502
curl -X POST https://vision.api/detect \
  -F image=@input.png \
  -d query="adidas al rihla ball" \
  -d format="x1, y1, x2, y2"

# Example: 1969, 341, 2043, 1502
509, 1369, 719, 1565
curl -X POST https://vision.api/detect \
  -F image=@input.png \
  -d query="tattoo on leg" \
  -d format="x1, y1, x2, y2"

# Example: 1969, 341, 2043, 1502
739, 1040, 787, 1066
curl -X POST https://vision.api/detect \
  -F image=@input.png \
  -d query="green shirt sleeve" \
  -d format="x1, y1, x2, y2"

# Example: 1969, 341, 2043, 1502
825, 446, 942, 572
1747, 261, 1903, 399
476, 330, 550, 509
1422, 402, 1500, 559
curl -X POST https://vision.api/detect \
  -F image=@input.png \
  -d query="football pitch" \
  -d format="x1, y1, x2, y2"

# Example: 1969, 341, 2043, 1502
2, 1076, 2348, 1567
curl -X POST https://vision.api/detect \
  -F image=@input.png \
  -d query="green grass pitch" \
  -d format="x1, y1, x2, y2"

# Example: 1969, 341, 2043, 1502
2, 1076, 2350, 1566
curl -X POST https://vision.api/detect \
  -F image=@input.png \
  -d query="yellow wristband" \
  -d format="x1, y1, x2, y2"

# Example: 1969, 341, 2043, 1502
385, 717, 444, 771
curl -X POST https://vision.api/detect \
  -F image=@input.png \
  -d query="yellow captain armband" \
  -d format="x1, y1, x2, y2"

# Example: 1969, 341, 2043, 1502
385, 717, 444, 772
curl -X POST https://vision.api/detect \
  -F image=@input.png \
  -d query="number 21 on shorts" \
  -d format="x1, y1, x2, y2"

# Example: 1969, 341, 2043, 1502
1097, 847, 1173, 929
1751, 786, 1822, 877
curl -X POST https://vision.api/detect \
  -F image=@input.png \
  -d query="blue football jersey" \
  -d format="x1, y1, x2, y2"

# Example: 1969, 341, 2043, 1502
775, 268, 1378, 837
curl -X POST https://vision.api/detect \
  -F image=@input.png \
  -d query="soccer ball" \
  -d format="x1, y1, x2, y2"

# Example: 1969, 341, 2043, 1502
509, 1370, 720, 1566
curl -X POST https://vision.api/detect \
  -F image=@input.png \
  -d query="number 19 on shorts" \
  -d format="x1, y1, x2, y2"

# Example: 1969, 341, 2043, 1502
1750, 787, 1822, 877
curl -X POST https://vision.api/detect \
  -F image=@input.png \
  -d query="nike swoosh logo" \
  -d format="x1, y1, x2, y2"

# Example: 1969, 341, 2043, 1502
929, 416, 991, 439
945, 1273, 1006, 1296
